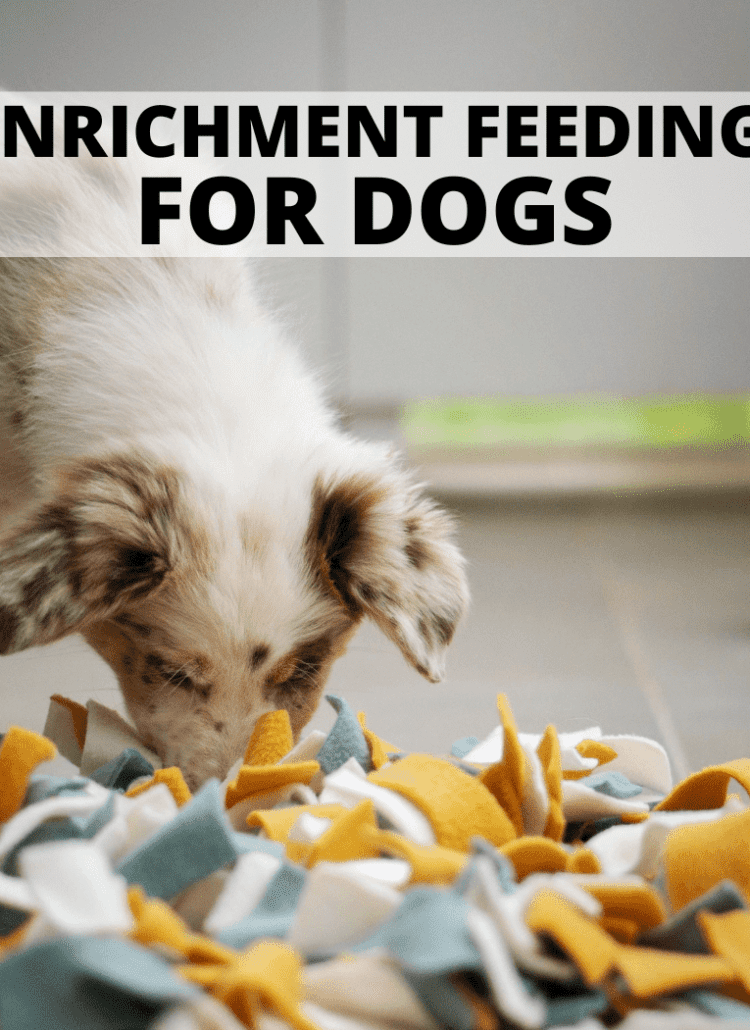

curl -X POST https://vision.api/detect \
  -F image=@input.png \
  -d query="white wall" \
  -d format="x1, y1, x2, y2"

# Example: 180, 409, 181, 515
1, 0, 748, 403
347, 258, 750, 403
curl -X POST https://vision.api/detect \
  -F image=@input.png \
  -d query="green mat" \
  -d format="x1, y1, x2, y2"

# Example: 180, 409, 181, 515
402, 394, 750, 450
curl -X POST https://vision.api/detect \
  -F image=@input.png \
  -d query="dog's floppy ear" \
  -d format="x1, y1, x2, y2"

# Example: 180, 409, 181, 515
0, 455, 182, 654
307, 472, 469, 682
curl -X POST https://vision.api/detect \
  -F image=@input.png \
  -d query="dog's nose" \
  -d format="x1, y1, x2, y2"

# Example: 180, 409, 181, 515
180, 754, 236, 793
181, 767, 207, 792
159, 747, 222, 792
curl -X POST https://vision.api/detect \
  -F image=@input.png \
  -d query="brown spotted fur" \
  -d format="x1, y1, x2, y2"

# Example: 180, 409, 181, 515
0, 146, 469, 786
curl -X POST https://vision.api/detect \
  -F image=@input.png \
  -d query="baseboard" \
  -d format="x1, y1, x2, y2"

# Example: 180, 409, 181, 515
339, 397, 750, 498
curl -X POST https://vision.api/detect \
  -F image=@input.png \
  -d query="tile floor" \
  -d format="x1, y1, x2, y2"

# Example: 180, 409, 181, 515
1, 485, 748, 784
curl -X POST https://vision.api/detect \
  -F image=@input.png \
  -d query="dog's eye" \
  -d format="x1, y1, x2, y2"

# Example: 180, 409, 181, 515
143, 653, 211, 698
275, 659, 321, 692
163, 667, 212, 699
266, 637, 333, 693
168, 670, 194, 690
275, 667, 301, 689
266, 654, 297, 687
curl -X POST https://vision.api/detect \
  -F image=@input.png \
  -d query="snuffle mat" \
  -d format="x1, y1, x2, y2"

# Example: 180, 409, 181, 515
0, 690, 749, 1029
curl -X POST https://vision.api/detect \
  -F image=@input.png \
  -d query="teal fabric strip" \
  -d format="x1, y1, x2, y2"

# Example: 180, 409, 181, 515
2, 794, 116, 877
451, 737, 479, 759
24, 775, 90, 805
579, 770, 642, 799
469, 837, 517, 893
544, 989, 609, 1027
0, 905, 28, 937
638, 879, 746, 954
116, 779, 236, 899
353, 886, 482, 975
316, 695, 372, 774
521, 974, 609, 1028
0, 935, 196, 1030
684, 989, 750, 1021
231, 831, 285, 858
0, 788, 117, 934
218, 862, 306, 949
90, 748, 154, 791
401, 970, 477, 1030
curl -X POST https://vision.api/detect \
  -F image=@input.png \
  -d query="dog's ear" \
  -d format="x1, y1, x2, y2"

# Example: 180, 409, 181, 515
0, 455, 182, 654
307, 473, 469, 682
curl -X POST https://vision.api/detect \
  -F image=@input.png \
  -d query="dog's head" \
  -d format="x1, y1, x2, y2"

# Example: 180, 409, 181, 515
0, 448, 468, 788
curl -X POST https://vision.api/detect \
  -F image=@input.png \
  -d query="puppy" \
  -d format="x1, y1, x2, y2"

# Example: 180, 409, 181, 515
0, 135, 468, 789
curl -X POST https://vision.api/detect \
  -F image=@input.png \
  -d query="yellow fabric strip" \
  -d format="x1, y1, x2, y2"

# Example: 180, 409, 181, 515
563, 740, 618, 780
357, 711, 400, 769
500, 837, 568, 879
583, 882, 666, 932
128, 886, 234, 964
698, 909, 750, 992
243, 710, 294, 767
567, 847, 602, 874
537, 725, 565, 841
224, 761, 320, 810
526, 889, 619, 983
0, 727, 57, 822
126, 767, 192, 807
615, 945, 734, 999
302, 799, 381, 866
600, 916, 640, 944
178, 940, 319, 1030
369, 752, 517, 851
246, 803, 347, 844
654, 758, 750, 813
663, 806, 750, 911
525, 889, 736, 997
372, 828, 468, 885
478, 694, 527, 836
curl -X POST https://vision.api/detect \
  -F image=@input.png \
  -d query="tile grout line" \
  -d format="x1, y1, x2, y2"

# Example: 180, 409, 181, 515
597, 572, 692, 782
574, 516, 693, 781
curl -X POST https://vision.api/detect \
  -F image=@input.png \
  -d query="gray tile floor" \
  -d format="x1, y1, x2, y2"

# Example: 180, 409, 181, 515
326, 491, 750, 781
1, 488, 748, 784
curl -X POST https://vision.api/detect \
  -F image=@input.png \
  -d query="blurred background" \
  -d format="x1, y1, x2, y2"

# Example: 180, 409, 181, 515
1, 0, 749, 780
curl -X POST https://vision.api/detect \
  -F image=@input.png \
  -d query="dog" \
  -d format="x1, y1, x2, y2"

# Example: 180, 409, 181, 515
0, 119, 469, 789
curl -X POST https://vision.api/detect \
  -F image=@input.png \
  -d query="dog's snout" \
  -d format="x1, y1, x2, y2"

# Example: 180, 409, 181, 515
157, 723, 249, 792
